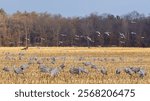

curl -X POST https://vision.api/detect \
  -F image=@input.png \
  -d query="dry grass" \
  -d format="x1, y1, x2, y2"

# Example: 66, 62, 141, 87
0, 47, 150, 84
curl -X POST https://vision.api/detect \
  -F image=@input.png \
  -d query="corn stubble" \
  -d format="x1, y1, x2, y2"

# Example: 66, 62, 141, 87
0, 47, 149, 84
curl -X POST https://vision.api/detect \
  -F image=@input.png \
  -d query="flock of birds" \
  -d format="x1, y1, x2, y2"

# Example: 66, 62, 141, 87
58, 31, 144, 47
1, 52, 147, 79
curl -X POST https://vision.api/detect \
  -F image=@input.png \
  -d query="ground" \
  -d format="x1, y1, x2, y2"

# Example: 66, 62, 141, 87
0, 47, 149, 84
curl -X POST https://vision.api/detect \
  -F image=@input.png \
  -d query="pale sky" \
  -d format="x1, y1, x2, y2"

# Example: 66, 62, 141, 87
0, 0, 149, 17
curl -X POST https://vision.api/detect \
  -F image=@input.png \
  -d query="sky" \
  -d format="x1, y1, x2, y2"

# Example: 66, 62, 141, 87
0, 0, 149, 17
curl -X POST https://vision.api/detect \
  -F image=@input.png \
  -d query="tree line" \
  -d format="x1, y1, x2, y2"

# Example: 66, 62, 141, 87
0, 8, 150, 47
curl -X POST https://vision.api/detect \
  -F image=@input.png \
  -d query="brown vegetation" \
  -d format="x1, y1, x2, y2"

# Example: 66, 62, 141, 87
0, 47, 149, 84
0, 9, 150, 47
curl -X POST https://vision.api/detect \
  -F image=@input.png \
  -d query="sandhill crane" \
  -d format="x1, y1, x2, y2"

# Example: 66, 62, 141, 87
60, 34, 67, 37
124, 67, 134, 76
79, 35, 84, 38
104, 32, 110, 36
37, 59, 43, 64
100, 67, 107, 75
84, 36, 94, 48
96, 31, 101, 37
40, 37, 45, 45
74, 37, 80, 40
124, 67, 130, 74
58, 41, 63, 45
51, 57, 56, 61
91, 64, 97, 69
74, 35, 80, 40
78, 67, 88, 74
14, 66, 24, 74
69, 67, 80, 75
19, 55, 24, 60
138, 69, 146, 78
51, 60, 55, 64
79, 57, 84, 61
4, 52, 10, 55
18, 52, 24, 60
21, 46, 28, 50
28, 59, 34, 65
38, 64, 51, 73
131, 20, 136, 24
2, 66, 11, 72
120, 41, 125, 44
130, 67, 140, 73
59, 63, 65, 70
115, 68, 121, 75
131, 32, 137, 35
86, 36, 94, 43
69, 67, 88, 75
99, 67, 107, 83
5, 55, 12, 60
29, 56, 38, 64
51, 57, 56, 64
75, 34, 80, 38
96, 31, 101, 35
18, 52, 25, 56
119, 32, 126, 39
59, 56, 66, 70
19, 63, 30, 70
83, 62, 91, 66
50, 68, 60, 77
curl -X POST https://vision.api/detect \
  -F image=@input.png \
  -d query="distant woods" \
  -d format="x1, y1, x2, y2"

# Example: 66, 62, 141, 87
0, 8, 150, 47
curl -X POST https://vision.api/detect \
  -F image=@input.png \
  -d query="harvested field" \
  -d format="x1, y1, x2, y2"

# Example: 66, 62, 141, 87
0, 47, 149, 84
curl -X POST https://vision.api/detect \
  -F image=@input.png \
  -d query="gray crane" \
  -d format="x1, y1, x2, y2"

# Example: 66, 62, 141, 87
2, 66, 11, 72
51, 57, 56, 64
82, 62, 91, 66
29, 56, 38, 63
59, 63, 65, 70
60, 34, 67, 37
124, 67, 134, 76
131, 32, 137, 35
18, 52, 25, 60
75, 34, 80, 38
124, 67, 130, 74
96, 31, 101, 36
21, 46, 28, 50
115, 68, 121, 75
78, 67, 88, 74
19, 63, 31, 70
138, 69, 146, 78
79, 56, 84, 61
104, 32, 110, 36
38, 64, 52, 73
100, 67, 107, 75
130, 67, 140, 73
84, 36, 94, 48
91, 64, 98, 69
19, 55, 24, 60
37, 59, 43, 64
86, 36, 94, 43
119, 32, 126, 39
69, 67, 80, 74
69, 67, 88, 75
14, 66, 24, 74
50, 68, 60, 77
120, 41, 125, 44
